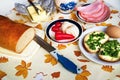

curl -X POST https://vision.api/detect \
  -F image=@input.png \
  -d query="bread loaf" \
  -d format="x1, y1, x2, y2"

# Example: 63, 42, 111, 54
0, 15, 35, 53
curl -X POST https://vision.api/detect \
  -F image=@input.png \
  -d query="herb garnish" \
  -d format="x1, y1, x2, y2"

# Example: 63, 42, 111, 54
100, 40, 120, 58
86, 32, 105, 50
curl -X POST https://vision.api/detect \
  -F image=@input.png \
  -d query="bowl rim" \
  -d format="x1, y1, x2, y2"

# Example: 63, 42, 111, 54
45, 19, 83, 43
76, 3, 111, 23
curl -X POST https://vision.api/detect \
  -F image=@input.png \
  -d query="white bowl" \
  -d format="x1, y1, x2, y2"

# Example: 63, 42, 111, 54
46, 19, 83, 43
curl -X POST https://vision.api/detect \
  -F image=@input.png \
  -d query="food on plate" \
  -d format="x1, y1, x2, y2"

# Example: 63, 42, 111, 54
51, 21, 79, 41
27, 5, 48, 22
75, 0, 110, 23
83, 31, 109, 53
98, 40, 120, 62
106, 25, 120, 38
0, 15, 35, 53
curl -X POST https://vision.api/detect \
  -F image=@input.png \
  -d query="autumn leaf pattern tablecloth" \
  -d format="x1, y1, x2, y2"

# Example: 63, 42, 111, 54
0, 0, 120, 80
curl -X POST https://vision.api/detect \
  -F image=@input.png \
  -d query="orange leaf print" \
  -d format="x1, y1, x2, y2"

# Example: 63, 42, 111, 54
0, 70, 7, 79
79, 0, 88, 3
116, 75, 120, 78
51, 71, 60, 79
35, 24, 43, 30
101, 65, 114, 72
44, 54, 57, 66
95, 22, 113, 27
70, 12, 78, 21
80, 70, 91, 76
72, 41, 78, 45
0, 57, 8, 63
75, 75, 88, 80
81, 65, 87, 70
78, 59, 89, 62
21, 60, 26, 67
74, 51, 81, 57
75, 65, 91, 80
15, 60, 32, 78
57, 44, 67, 50
111, 10, 119, 14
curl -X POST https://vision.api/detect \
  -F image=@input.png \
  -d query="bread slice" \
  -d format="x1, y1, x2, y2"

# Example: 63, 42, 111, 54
83, 31, 109, 53
98, 40, 120, 62
0, 15, 35, 53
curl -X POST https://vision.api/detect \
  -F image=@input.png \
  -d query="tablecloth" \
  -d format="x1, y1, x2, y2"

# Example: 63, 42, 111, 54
0, 0, 120, 80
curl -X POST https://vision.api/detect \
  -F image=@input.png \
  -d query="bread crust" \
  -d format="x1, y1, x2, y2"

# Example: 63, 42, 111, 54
98, 54, 120, 62
0, 15, 35, 53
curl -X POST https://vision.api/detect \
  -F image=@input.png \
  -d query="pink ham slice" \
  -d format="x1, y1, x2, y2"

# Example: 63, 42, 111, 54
75, 0, 110, 23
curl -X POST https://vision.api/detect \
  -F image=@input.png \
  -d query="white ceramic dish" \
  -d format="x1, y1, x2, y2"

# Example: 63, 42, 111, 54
46, 19, 83, 43
78, 26, 120, 65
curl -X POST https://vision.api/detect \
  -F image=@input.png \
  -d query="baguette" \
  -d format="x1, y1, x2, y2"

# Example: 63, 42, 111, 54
98, 40, 120, 62
83, 31, 109, 53
0, 15, 35, 53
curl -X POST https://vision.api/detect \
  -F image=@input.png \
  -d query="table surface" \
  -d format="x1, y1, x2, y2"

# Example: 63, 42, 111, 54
0, 0, 120, 80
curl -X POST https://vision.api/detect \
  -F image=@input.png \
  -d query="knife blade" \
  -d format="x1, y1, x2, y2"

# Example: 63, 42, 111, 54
34, 34, 82, 74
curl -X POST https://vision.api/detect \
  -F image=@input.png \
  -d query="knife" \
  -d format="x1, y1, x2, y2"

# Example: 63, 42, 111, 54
34, 34, 82, 74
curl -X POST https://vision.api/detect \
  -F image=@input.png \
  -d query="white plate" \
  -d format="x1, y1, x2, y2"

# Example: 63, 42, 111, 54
78, 26, 120, 65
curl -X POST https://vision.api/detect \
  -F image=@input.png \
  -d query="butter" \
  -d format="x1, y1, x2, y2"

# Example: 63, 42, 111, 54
27, 5, 48, 22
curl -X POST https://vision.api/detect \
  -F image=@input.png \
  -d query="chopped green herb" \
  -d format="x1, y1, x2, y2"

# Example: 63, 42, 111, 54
86, 32, 105, 50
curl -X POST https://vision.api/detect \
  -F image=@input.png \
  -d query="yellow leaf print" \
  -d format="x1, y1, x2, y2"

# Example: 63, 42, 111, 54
75, 65, 91, 80
15, 60, 32, 78
44, 54, 58, 66
57, 44, 67, 50
0, 57, 8, 63
0, 70, 7, 79
102, 65, 114, 72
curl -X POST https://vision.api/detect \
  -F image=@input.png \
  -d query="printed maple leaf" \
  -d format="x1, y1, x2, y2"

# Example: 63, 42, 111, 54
111, 10, 119, 14
79, 0, 88, 3
78, 59, 89, 62
101, 65, 114, 72
44, 54, 58, 66
51, 71, 60, 79
15, 60, 32, 78
0, 70, 7, 79
75, 65, 91, 80
35, 24, 43, 30
57, 44, 67, 50
95, 22, 113, 27
72, 41, 78, 45
70, 12, 78, 21
74, 51, 81, 57
0, 57, 8, 63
